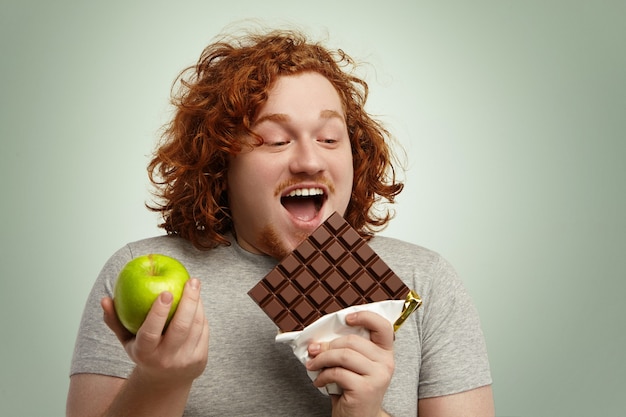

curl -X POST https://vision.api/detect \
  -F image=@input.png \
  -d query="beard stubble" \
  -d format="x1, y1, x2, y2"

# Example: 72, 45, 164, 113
258, 224, 310, 260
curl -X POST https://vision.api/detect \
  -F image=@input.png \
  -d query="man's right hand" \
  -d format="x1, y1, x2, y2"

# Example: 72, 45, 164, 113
101, 277, 209, 387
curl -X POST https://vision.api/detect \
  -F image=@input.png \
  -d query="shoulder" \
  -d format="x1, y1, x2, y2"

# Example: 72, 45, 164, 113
117, 234, 240, 263
368, 235, 443, 265
99, 235, 192, 268
102, 234, 266, 283
123, 235, 199, 258
368, 235, 456, 279
366, 235, 469, 310
98, 235, 219, 280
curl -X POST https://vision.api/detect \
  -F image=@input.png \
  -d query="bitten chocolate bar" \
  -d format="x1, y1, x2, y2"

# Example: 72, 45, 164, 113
248, 212, 411, 332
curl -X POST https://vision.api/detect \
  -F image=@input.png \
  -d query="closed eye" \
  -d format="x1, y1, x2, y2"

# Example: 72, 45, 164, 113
265, 139, 291, 147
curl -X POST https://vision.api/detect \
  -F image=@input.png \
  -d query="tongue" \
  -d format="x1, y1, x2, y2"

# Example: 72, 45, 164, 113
282, 197, 318, 221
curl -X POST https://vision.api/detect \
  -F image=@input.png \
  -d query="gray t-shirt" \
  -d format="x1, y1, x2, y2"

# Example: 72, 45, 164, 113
70, 234, 492, 416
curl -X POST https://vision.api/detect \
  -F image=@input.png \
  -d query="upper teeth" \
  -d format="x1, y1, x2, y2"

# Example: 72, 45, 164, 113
285, 188, 324, 197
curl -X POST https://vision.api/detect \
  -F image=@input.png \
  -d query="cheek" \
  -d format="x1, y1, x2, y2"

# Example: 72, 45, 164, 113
330, 152, 354, 211
229, 155, 262, 190
337, 153, 355, 188
227, 158, 254, 209
228, 154, 280, 210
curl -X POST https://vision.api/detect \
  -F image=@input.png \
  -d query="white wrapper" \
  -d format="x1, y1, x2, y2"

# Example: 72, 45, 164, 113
275, 300, 405, 395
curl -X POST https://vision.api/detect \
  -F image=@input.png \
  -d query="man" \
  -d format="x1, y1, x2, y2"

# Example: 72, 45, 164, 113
67, 29, 494, 417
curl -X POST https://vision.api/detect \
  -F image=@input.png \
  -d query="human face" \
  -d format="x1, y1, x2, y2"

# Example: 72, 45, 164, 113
227, 72, 354, 259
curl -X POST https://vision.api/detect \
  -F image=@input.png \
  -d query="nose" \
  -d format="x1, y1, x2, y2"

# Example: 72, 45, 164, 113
289, 139, 325, 175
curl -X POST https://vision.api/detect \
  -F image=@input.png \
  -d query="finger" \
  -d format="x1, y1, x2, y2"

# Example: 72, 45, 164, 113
163, 278, 202, 346
306, 341, 371, 375
307, 342, 322, 358
134, 291, 173, 349
101, 297, 134, 344
346, 311, 394, 350
186, 291, 209, 353
309, 344, 394, 395
311, 332, 385, 366
308, 337, 363, 365
312, 365, 361, 390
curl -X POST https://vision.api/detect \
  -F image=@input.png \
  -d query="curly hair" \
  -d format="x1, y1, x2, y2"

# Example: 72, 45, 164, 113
147, 28, 404, 250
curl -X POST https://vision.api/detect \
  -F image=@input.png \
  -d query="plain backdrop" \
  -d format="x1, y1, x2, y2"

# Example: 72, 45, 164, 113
1, 1, 624, 416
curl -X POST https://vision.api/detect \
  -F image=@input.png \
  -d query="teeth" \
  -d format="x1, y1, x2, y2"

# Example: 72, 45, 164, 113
285, 188, 324, 197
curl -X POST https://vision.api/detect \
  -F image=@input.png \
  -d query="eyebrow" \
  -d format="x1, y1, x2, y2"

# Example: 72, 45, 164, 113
253, 109, 345, 127
320, 109, 345, 121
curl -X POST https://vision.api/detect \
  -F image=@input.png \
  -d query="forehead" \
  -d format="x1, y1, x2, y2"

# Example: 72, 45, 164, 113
256, 72, 345, 120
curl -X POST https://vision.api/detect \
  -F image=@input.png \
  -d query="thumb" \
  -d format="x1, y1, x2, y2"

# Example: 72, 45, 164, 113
346, 311, 394, 350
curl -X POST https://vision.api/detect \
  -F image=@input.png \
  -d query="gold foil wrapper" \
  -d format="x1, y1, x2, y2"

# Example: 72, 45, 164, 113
393, 290, 422, 332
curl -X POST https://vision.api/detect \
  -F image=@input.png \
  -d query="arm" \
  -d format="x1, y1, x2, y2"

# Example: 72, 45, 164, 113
66, 374, 125, 417
418, 385, 495, 417
305, 311, 395, 417
66, 371, 193, 417
66, 279, 209, 417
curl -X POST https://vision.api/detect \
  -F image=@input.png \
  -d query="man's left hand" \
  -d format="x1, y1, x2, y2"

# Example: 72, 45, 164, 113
306, 311, 394, 417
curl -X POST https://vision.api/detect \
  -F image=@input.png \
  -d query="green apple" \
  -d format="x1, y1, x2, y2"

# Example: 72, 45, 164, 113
113, 254, 190, 334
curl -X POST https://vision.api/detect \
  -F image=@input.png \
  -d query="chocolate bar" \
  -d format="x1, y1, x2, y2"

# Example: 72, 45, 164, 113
248, 212, 410, 332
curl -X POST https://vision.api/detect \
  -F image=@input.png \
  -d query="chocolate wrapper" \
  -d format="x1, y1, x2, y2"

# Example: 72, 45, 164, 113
275, 291, 421, 395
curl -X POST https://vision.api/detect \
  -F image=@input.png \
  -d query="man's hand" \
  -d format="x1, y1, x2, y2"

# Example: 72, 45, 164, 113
101, 278, 210, 388
305, 311, 394, 417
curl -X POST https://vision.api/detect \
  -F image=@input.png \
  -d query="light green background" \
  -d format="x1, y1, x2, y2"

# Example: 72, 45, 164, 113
1, 1, 624, 416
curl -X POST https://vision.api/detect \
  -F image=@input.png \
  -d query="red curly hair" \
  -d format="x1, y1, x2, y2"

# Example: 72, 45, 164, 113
147, 29, 404, 250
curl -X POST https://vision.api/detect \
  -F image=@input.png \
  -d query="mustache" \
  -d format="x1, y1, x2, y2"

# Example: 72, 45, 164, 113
274, 175, 335, 197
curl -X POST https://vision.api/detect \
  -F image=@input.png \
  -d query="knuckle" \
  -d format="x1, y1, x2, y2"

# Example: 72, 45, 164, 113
337, 348, 353, 364
385, 357, 395, 375
167, 319, 190, 334
137, 327, 162, 344
344, 334, 362, 347
325, 366, 342, 379
192, 314, 204, 328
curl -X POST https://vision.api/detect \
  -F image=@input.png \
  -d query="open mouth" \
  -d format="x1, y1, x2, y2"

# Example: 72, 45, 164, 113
280, 187, 326, 222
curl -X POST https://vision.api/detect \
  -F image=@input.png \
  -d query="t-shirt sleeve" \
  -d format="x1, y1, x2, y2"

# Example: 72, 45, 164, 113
416, 254, 492, 398
69, 245, 136, 378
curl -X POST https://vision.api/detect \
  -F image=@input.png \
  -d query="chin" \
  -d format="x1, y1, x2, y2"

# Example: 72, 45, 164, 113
258, 224, 309, 260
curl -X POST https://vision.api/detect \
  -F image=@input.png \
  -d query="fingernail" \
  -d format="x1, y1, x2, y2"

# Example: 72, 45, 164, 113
190, 278, 200, 290
160, 291, 173, 304
346, 312, 358, 323
308, 343, 320, 354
